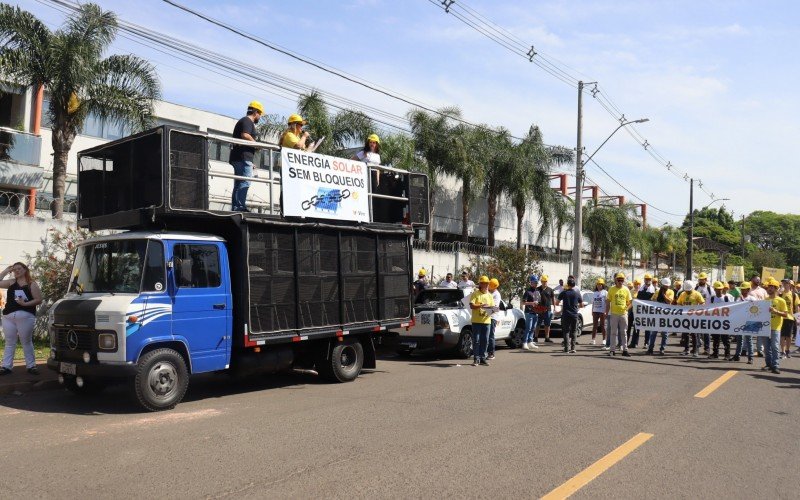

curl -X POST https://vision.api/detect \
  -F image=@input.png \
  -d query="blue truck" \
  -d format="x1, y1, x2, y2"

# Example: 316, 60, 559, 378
46, 126, 428, 411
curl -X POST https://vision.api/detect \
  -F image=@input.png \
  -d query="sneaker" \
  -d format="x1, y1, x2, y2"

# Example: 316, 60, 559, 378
608, 351, 615, 356
691, 353, 699, 358
603, 346, 610, 350
590, 339, 596, 345
771, 368, 780, 374
563, 347, 568, 353
521, 343, 531, 351
732, 356, 740, 362
530, 343, 539, 349
0, 367, 11, 376
756, 351, 763, 357
569, 349, 576, 354
658, 350, 665, 356
472, 360, 480, 366
622, 351, 631, 357
709, 353, 718, 359
480, 359, 490, 366
761, 365, 770, 371
487, 354, 495, 360
646, 350, 654, 355
702, 350, 710, 356
27, 367, 40, 375
747, 358, 753, 364
545, 338, 553, 343
680, 351, 689, 356
786, 351, 792, 359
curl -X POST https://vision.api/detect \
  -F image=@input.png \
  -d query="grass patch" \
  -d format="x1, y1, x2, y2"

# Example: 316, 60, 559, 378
0, 337, 51, 360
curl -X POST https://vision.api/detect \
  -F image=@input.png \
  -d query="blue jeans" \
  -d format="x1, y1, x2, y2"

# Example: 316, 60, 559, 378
523, 313, 538, 345
471, 323, 489, 362
231, 160, 253, 211
736, 335, 753, 359
647, 331, 668, 351
764, 330, 781, 369
488, 319, 497, 356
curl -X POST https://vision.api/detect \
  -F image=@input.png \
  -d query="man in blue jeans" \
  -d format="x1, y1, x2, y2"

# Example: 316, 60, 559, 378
229, 100, 265, 212
469, 276, 495, 366
521, 275, 541, 350
764, 278, 788, 374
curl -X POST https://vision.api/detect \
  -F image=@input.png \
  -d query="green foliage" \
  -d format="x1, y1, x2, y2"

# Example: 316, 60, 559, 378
471, 247, 543, 302
745, 211, 800, 266
0, 3, 161, 218
749, 248, 786, 272
582, 203, 639, 260
27, 226, 90, 302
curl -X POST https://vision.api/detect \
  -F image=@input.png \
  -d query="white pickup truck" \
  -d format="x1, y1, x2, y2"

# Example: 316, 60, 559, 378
391, 287, 526, 358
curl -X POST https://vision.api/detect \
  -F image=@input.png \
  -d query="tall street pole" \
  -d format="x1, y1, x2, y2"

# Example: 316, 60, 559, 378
572, 81, 584, 282
686, 178, 694, 279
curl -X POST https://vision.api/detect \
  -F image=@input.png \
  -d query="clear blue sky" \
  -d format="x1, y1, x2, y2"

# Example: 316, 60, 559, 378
20, 0, 800, 226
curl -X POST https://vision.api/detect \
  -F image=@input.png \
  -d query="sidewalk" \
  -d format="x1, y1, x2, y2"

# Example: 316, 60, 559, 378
0, 359, 60, 396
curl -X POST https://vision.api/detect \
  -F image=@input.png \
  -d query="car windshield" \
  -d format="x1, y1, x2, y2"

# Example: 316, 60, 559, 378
415, 289, 463, 307
70, 239, 162, 294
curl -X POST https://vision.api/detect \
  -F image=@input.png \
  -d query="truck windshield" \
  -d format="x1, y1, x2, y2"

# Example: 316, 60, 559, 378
70, 239, 164, 294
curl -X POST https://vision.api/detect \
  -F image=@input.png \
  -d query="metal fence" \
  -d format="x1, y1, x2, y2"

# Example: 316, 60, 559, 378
0, 189, 77, 220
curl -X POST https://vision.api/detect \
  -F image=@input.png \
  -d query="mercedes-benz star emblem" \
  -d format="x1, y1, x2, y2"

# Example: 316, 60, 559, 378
67, 330, 79, 350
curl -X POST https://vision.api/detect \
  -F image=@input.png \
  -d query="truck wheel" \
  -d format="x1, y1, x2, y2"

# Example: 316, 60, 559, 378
507, 322, 524, 348
64, 377, 106, 395
455, 328, 473, 359
319, 338, 364, 383
133, 348, 189, 412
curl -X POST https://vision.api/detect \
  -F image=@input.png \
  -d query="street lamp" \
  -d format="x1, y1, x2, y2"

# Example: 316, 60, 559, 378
686, 191, 729, 280
573, 116, 648, 283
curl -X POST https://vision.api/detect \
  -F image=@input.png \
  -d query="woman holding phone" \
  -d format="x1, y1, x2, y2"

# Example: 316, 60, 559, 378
1, 262, 43, 375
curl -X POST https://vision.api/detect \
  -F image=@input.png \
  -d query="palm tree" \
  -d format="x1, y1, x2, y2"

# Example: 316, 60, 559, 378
0, 3, 161, 218
583, 203, 639, 262
451, 123, 487, 243
480, 127, 513, 247
407, 107, 463, 248
259, 91, 373, 157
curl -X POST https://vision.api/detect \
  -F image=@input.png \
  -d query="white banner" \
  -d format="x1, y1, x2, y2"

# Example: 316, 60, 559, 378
632, 299, 772, 337
281, 149, 370, 222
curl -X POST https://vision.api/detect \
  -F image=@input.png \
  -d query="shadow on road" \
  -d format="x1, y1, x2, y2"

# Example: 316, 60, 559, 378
0, 369, 351, 416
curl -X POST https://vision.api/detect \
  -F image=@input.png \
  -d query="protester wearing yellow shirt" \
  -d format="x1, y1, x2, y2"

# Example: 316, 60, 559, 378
469, 276, 495, 366
675, 280, 706, 357
647, 278, 675, 355
280, 114, 310, 150
779, 279, 798, 358
605, 272, 632, 357
764, 278, 788, 374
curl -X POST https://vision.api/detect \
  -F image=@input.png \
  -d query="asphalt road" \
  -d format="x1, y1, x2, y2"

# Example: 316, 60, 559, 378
0, 339, 797, 499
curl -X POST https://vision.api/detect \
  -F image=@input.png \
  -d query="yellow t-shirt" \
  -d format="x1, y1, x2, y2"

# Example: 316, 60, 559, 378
770, 296, 788, 331
469, 289, 494, 325
281, 130, 301, 149
607, 285, 632, 315
653, 288, 675, 303
677, 290, 704, 306
781, 291, 796, 315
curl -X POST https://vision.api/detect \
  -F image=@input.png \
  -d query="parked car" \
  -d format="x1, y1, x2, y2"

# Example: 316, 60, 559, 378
389, 288, 526, 358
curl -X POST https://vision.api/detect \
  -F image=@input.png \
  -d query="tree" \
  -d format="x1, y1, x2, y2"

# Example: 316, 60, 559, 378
0, 3, 161, 218
582, 203, 638, 262
259, 90, 374, 157
480, 127, 514, 247
681, 206, 740, 249
478, 246, 543, 303
451, 124, 488, 242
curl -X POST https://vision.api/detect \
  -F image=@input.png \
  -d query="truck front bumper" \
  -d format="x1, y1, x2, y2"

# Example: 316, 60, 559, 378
47, 358, 138, 378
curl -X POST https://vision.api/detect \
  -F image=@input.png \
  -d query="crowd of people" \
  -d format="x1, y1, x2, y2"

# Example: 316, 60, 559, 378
413, 267, 800, 374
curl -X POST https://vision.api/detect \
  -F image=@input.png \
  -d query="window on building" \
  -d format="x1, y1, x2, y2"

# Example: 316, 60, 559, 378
41, 93, 135, 139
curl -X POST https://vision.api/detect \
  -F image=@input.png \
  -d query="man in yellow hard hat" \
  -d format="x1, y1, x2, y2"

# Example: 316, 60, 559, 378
764, 277, 789, 374
708, 281, 733, 360
606, 272, 632, 356
412, 268, 429, 298
629, 273, 655, 349
229, 100, 265, 212
695, 272, 713, 354
280, 114, 310, 150
469, 276, 495, 366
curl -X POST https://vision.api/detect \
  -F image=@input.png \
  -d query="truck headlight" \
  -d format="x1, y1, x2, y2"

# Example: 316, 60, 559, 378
98, 333, 117, 350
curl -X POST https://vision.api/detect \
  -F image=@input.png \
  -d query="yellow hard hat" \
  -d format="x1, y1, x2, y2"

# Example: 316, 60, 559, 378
489, 278, 499, 289
288, 113, 307, 125
478, 275, 490, 284
698, 272, 708, 279
633, 279, 641, 285
765, 277, 781, 288
674, 280, 683, 286
248, 101, 265, 114
540, 275, 549, 281
644, 273, 653, 279
596, 278, 605, 285
712, 281, 724, 289
739, 282, 751, 290
615, 272, 625, 279
367, 133, 380, 144
417, 269, 426, 276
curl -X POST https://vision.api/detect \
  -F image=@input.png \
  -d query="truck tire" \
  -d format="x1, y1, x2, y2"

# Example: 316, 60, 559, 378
318, 338, 364, 383
133, 348, 189, 412
455, 328, 473, 359
64, 376, 106, 395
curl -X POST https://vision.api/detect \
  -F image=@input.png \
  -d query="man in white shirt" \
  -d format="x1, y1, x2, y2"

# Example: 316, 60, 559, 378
695, 272, 713, 353
457, 271, 475, 290
747, 275, 769, 356
553, 279, 565, 295
438, 273, 457, 288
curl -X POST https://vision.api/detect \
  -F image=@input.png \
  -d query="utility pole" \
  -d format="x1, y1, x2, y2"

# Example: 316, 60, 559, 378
740, 215, 746, 257
686, 178, 694, 279
572, 81, 584, 283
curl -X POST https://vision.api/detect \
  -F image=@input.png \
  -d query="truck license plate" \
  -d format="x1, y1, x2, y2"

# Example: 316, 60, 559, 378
59, 362, 76, 375
402, 342, 417, 349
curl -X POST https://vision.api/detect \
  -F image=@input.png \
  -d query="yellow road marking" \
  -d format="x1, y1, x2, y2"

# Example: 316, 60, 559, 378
694, 370, 738, 398
541, 432, 653, 500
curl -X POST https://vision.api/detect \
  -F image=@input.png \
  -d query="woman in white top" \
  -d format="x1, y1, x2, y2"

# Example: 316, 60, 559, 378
591, 278, 608, 345
352, 133, 382, 165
